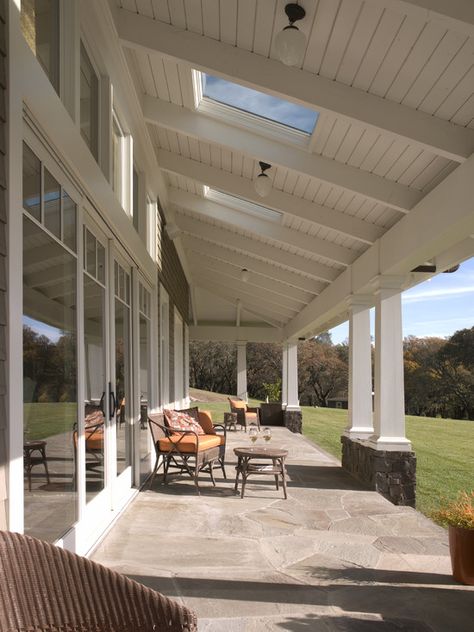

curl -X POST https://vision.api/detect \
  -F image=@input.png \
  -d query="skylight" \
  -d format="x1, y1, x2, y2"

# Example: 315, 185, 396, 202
201, 74, 318, 135
205, 188, 282, 223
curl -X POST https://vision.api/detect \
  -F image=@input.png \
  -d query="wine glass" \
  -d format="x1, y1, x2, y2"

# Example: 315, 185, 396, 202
249, 426, 258, 444
263, 427, 272, 443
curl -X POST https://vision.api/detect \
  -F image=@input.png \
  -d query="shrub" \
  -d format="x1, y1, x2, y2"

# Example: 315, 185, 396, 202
432, 491, 474, 529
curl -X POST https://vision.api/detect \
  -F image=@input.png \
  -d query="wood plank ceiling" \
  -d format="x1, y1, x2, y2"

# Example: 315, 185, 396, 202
116, 0, 474, 330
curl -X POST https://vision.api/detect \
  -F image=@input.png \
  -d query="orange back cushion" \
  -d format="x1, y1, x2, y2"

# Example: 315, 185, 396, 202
229, 398, 246, 410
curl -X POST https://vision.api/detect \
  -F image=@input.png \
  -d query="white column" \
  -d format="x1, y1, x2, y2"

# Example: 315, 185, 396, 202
286, 340, 300, 410
184, 324, 190, 406
237, 342, 247, 401
370, 278, 411, 451
281, 342, 288, 407
344, 296, 374, 440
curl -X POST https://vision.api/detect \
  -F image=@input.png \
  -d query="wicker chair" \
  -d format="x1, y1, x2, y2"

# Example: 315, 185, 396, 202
0, 530, 197, 632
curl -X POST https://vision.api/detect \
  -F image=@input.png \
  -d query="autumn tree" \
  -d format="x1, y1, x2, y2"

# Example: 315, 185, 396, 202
298, 338, 348, 407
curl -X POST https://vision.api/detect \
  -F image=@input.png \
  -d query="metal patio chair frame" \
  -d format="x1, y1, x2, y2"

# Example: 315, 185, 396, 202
148, 412, 226, 494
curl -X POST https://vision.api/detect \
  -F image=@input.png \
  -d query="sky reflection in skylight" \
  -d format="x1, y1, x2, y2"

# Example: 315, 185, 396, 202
202, 74, 318, 134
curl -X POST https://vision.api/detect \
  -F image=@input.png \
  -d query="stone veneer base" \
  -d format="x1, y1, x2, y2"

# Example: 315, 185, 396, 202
341, 435, 416, 507
283, 410, 302, 434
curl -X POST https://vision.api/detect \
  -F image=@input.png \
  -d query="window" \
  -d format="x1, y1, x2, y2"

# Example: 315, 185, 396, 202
112, 112, 132, 214
80, 42, 99, 160
205, 188, 282, 223
201, 73, 318, 135
23, 142, 77, 252
21, 0, 60, 94
132, 168, 139, 231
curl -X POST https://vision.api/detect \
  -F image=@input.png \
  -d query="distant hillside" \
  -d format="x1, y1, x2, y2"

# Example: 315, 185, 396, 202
189, 388, 231, 402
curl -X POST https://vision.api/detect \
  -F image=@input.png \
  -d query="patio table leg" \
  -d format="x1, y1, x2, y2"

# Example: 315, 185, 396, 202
281, 458, 288, 500
272, 458, 279, 491
234, 456, 242, 494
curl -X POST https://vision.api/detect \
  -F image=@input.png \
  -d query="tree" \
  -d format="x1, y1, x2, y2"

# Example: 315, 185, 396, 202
298, 339, 348, 407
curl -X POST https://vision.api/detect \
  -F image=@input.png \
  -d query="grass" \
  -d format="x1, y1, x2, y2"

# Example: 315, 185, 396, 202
190, 391, 474, 519
24, 402, 77, 440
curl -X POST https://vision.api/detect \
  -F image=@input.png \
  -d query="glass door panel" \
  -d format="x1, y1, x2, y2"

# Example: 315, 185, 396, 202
114, 261, 132, 479
83, 226, 107, 502
138, 282, 152, 484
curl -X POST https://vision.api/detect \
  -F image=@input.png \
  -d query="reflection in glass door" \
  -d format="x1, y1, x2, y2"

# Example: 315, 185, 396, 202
83, 227, 107, 502
138, 282, 152, 484
114, 261, 131, 478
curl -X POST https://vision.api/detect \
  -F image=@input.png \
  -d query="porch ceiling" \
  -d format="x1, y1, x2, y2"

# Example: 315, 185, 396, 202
115, 0, 474, 340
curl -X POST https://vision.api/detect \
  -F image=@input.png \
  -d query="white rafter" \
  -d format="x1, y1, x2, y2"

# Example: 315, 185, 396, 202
116, 9, 474, 164
169, 188, 355, 266
186, 252, 312, 306
145, 97, 417, 219
182, 235, 325, 295
159, 150, 387, 244
195, 272, 297, 320
174, 213, 339, 282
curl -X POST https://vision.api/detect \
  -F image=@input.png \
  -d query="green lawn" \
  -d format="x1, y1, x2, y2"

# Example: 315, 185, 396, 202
193, 397, 474, 519
24, 402, 77, 440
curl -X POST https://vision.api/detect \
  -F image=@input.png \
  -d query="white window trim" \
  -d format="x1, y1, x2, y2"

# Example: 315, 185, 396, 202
146, 198, 157, 261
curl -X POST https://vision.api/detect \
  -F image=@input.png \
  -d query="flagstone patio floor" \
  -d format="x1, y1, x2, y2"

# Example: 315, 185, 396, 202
91, 427, 474, 631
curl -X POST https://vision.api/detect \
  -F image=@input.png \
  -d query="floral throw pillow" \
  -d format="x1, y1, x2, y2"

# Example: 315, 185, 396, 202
164, 409, 205, 435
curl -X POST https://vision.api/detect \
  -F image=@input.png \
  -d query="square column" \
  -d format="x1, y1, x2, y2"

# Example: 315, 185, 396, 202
236, 342, 247, 402
282, 340, 302, 433
370, 279, 411, 452
344, 296, 374, 440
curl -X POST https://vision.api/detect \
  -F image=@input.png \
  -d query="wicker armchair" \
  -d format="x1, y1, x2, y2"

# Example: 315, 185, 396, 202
228, 397, 261, 432
0, 530, 197, 632
148, 409, 226, 494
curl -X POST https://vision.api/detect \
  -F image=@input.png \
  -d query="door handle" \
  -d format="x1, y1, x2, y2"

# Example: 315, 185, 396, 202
99, 391, 105, 416
109, 382, 116, 421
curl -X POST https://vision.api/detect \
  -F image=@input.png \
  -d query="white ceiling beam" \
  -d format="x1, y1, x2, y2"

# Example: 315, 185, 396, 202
160, 151, 386, 243
182, 235, 325, 295
365, 0, 474, 37
146, 98, 412, 222
175, 213, 339, 282
190, 325, 282, 343
193, 268, 299, 318
284, 151, 474, 339
195, 280, 287, 328
117, 9, 473, 164
187, 252, 311, 306
169, 188, 355, 266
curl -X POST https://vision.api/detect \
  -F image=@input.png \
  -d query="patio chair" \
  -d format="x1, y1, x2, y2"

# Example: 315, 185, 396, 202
0, 530, 197, 632
148, 408, 226, 494
228, 397, 261, 432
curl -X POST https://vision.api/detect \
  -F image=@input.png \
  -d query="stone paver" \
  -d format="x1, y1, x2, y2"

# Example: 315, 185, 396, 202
91, 427, 474, 631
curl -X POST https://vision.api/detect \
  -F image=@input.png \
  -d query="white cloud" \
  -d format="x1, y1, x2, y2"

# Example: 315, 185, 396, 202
403, 286, 474, 303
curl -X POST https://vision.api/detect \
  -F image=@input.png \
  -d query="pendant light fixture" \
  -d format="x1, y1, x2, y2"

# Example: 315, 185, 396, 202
240, 268, 250, 283
254, 161, 272, 198
275, 3, 306, 67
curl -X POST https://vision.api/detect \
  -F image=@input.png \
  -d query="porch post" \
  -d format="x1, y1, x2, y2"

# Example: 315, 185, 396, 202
370, 278, 411, 452
344, 296, 373, 440
281, 342, 288, 407
236, 342, 247, 402
286, 340, 299, 410
282, 340, 302, 433
342, 278, 416, 506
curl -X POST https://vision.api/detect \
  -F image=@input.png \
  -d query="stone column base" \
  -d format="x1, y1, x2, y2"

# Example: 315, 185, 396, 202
283, 409, 302, 434
341, 436, 416, 507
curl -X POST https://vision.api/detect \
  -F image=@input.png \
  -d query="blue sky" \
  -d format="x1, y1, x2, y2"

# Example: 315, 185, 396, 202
202, 74, 318, 134
330, 257, 474, 344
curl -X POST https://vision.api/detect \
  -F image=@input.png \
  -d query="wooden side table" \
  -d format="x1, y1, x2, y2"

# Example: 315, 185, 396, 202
24, 440, 50, 491
224, 412, 238, 431
234, 446, 288, 499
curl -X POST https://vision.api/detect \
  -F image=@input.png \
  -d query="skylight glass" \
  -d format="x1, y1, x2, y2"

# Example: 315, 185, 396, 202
201, 74, 319, 135
205, 188, 282, 223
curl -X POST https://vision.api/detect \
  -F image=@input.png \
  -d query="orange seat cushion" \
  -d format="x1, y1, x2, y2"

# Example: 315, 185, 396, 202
158, 434, 222, 453
85, 428, 103, 451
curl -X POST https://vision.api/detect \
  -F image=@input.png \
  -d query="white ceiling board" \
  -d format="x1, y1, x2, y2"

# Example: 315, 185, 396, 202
194, 286, 240, 322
